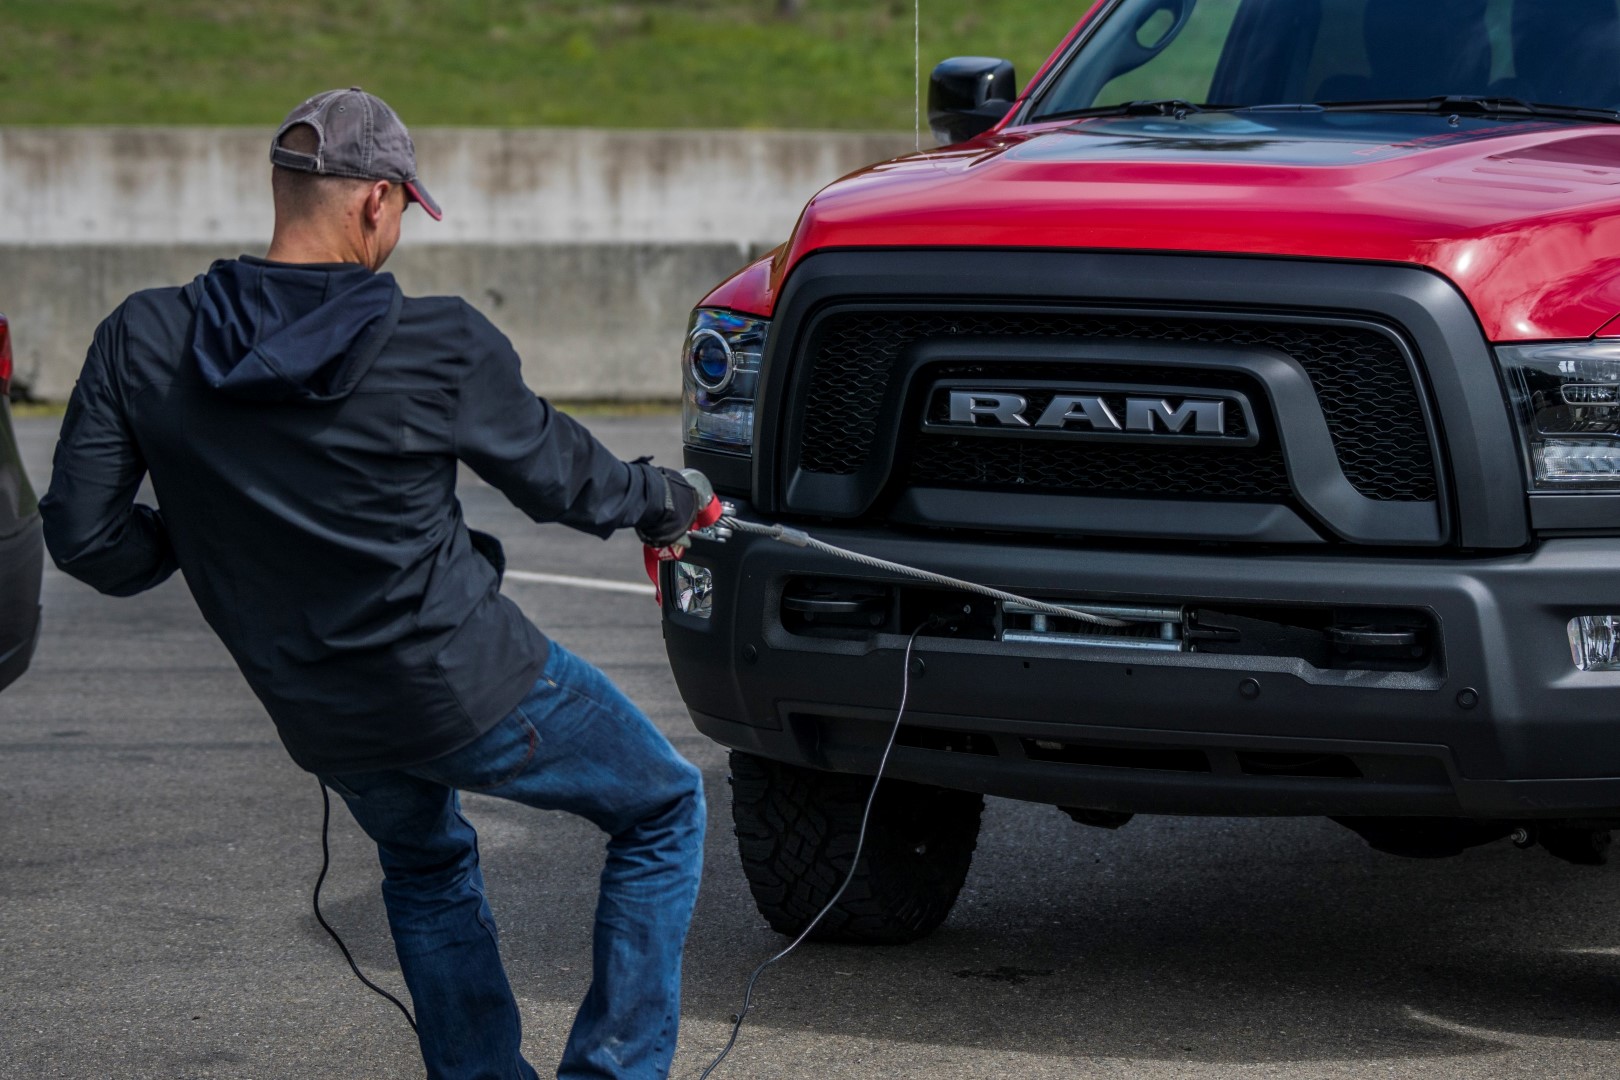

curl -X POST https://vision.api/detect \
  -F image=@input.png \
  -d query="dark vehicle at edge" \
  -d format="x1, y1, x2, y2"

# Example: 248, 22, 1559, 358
0, 312, 43, 692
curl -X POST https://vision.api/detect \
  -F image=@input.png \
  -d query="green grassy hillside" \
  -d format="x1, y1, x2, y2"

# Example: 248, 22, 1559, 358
0, 0, 1084, 128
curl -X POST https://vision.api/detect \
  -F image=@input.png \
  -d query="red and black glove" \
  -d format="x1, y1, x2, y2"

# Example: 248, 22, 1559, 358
639, 468, 720, 603
636, 467, 716, 549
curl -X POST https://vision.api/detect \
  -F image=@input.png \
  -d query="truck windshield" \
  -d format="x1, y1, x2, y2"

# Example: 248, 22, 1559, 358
1030, 0, 1620, 120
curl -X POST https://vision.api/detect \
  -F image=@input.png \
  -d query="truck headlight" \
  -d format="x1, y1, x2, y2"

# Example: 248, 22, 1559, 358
683, 309, 765, 454
1500, 342, 1620, 490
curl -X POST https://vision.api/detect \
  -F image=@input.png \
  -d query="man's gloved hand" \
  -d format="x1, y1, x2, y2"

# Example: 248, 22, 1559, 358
636, 467, 715, 549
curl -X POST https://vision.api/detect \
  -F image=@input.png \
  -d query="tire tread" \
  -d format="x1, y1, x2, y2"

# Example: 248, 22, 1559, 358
729, 750, 983, 945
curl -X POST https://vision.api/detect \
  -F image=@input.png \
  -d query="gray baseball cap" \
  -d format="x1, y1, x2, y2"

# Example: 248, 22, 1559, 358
270, 87, 442, 221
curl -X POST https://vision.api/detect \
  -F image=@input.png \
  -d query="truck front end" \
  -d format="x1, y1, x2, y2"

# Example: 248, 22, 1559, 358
661, 0, 1620, 942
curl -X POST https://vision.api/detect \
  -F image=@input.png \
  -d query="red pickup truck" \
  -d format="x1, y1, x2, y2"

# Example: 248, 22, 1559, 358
663, 0, 1620, 944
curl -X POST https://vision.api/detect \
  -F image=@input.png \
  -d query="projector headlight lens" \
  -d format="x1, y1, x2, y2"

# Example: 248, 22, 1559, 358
1499, 342, 1620, 490
683, 310, 766, 454
688, 329, 735, 392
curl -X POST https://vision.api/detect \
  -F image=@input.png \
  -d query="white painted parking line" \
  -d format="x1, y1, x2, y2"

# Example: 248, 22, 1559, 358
504, 569, 656, 597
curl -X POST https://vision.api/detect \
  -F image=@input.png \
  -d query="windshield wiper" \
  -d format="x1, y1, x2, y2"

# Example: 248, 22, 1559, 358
1311, 95, 1620, 125
1040, 99, 1228, 122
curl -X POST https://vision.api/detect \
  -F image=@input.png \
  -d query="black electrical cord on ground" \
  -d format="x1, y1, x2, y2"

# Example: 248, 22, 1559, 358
314, 781, 419, 1034
698, 621, 936, 1079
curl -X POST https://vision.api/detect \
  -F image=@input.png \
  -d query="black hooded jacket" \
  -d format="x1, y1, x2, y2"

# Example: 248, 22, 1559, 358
41, 256, 669, 773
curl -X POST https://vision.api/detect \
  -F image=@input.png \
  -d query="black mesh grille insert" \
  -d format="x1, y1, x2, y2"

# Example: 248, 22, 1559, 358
796, 309, 1437, 503
910, 438, 1295, 499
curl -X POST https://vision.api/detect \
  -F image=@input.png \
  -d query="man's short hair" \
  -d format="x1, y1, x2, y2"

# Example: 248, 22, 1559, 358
270, 124, 373, 217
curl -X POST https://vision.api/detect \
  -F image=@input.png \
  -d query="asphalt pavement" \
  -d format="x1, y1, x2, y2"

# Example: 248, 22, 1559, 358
5, 411, 1620, 1079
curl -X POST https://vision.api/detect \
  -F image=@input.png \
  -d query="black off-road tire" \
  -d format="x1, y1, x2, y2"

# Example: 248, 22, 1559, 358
728, 750, 984, 945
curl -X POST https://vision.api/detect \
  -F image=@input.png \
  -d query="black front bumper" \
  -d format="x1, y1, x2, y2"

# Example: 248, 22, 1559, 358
662, 515, 1620, 820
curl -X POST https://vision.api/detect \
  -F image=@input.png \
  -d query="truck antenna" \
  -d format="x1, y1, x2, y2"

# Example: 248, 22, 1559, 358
914, 0, 922, 150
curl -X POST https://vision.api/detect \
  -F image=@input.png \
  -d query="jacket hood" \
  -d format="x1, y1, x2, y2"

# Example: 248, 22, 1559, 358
189, 256, 403, 402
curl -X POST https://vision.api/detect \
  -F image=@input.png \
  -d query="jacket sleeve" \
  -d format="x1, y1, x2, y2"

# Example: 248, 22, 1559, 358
39, 309, 178, 596
451, 305, 664, 538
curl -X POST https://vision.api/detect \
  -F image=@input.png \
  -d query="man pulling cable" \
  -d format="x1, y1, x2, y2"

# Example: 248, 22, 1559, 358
40, 87, 709, 1080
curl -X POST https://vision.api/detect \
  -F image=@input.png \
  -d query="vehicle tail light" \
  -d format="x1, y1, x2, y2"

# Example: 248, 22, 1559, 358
0, 319, 11, 398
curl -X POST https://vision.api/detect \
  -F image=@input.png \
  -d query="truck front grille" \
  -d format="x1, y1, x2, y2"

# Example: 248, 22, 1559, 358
796, 308, 1438, 503
908, 437, 1295, 499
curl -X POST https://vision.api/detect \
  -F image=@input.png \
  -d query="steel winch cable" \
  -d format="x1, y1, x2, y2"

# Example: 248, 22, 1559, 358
714, 514, 1130, 628
693, 511, 1128, 1076
698, 623, 931, 1079
311, 499, 1127, 1062
313, 782, 419, 1034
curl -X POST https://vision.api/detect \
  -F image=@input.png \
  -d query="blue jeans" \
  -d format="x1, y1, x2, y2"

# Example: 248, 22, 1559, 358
320, 642, 706, 1080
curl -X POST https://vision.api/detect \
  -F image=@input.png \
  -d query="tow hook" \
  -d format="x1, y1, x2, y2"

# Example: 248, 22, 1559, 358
1511, 824, 1613, 865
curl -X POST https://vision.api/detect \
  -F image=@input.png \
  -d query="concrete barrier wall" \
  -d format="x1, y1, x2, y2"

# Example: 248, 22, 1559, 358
1, 127, 916, 400
3, 243, 767, 401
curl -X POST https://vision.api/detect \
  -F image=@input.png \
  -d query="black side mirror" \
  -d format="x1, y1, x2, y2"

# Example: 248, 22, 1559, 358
928, 57, 1018, 145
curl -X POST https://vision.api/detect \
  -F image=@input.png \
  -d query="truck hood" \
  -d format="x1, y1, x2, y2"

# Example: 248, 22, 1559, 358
745, 112, 1620, 341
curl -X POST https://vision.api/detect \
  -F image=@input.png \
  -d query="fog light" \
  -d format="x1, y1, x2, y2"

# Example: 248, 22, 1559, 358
674, 562, 713, 618
1569, 615, 1620, 670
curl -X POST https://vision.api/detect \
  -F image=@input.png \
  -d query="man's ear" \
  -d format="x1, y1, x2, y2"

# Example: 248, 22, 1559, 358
362, 181, 391, 227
